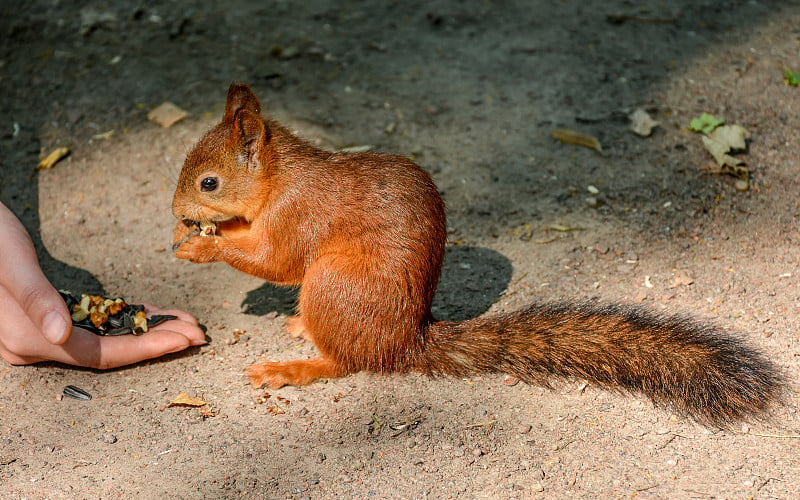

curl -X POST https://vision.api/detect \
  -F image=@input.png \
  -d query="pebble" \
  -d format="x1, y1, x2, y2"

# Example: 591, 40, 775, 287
101, 434, 117, 444
735, 179, 749, 192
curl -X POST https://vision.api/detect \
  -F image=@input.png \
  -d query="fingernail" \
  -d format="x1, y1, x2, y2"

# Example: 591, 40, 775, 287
43, 311, 68, 344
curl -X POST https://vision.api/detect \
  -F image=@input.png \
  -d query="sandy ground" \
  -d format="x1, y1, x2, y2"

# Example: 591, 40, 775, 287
2, 1, 799, 498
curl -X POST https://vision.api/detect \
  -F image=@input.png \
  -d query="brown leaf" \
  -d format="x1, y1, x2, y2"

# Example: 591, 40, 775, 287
147, 102, 188, 128
167, 393, 208, 407
629, 108, 660, 137
551, 129, 603, 153
37, 147, 70, 169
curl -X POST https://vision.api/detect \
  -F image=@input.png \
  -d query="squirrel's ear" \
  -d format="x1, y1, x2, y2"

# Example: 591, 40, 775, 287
223, 83, 261, 123
232, 109, 268, 169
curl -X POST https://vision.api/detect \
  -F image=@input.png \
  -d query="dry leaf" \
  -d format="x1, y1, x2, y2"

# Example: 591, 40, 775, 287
629, 108, 659, 137
37, 147, 70, 169
551, 129, 603, 153
167, 393, 208, 407
700, 124, 749, 177
266, 402, 286, 415
708, 124, 748, 151
147, 102, 188, 128
701, 135, 743, 167
198, 406, 216, 418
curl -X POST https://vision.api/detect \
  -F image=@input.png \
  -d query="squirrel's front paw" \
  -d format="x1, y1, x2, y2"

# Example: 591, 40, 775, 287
174, 235, 221, 263
172, 220, 196, 245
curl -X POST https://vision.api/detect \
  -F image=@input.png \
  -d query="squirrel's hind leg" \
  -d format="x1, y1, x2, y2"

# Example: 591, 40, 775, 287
246, 357, 346, 389
285, 315, 313, 341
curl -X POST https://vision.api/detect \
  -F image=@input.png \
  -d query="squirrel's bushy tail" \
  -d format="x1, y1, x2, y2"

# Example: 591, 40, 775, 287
419, 301, 782, 426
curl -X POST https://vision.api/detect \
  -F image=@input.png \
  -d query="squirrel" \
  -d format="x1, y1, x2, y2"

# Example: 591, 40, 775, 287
172, 83, 783, 426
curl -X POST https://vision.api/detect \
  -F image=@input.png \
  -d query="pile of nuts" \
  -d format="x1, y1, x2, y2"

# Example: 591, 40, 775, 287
60, 291, 175, 336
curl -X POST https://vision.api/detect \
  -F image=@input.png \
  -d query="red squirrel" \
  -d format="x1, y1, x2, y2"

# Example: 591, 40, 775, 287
172, 83, 782, 426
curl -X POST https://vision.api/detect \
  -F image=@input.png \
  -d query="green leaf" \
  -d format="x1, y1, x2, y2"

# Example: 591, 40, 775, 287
689, 112, 725, 134
784, 67, 800, 87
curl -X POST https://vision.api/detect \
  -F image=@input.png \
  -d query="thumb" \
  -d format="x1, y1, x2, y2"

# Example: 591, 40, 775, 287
0, 202, 72, 344
12, 262, 72, 345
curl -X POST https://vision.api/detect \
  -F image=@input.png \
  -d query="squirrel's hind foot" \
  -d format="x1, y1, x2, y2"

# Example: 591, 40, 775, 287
246, 357, 345, 389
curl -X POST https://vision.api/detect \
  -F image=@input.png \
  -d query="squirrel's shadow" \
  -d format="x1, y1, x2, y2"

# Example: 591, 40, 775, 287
241, 245, 513, 322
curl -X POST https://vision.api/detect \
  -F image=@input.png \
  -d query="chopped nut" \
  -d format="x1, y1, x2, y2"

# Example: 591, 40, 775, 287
71, 306, 89, 322
90, 309, 108, 328
105, 298, 125, 315
70, 295, 92, 322
132, 311, 148, 334
199, 221, 216, 236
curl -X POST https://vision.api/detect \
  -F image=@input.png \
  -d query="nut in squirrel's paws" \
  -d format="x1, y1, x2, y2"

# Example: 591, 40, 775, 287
173, 220, 217, 249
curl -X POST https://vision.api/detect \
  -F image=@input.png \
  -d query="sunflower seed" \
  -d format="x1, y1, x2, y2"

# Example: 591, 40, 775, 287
63, 385, 92, 401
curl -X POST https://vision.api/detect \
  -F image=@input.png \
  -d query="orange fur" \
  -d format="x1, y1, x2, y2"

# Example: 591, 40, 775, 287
172, 83, 782, 426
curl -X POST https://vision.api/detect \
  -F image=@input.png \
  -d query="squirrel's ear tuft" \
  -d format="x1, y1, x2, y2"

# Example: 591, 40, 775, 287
223, 83, 261, 123
232, 109, 268, 169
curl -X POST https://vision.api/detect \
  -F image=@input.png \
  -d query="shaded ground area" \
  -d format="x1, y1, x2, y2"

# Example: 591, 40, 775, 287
1, 1, 799, 497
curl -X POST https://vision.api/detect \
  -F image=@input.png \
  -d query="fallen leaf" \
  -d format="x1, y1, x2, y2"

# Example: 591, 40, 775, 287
701, 135, 743, 167
784, 67, 800, 87
708, 124, 748, 151
689, 112, 725, 134
167, 393, 208, 407
198, 406, 216, 418
629, 108, 659, 137
37, 147, 70, 169
551, 129, 602, 153
266, 402, 285, 415
147, 102, 188, 128
700, 124, 750, 178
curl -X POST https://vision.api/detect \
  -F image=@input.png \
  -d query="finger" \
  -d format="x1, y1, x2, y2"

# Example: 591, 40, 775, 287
57, 325, 200, 370
0, 203, 71, 344
142, 304, 206, 346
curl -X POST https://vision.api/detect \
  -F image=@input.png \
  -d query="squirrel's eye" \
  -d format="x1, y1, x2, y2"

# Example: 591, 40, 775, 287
200, 177, 219, 192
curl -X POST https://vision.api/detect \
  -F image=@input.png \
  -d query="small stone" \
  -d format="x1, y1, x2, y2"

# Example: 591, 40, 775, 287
101, 434, 117, 444
735, 179, 749, 192
585, 196, 599, 208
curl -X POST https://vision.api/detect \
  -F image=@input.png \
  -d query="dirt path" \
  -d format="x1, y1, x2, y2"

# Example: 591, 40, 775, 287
2, 1, 799, 498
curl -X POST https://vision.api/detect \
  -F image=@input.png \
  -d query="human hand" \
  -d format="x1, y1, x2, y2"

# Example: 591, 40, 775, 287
0, 201, 206, 369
